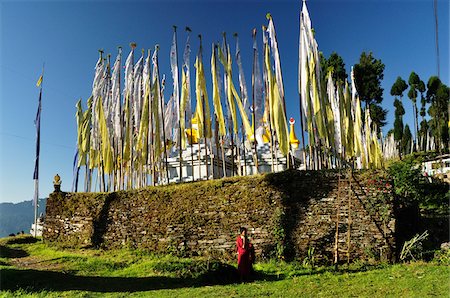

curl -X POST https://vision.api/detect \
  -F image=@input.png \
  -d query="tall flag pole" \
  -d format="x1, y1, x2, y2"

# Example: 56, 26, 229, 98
266, 13, 290, 163
123, 43, 135, 188
298, 1, 308, 169
251, 28, 260, 174
33, 64, 44, 237
137, 49, 150, 186
170, 25, 183, 182
154, 45, 170, 183
145, 49, 155, 186
133, 50, 144, 187
111, 47, 122, 190
234, 33, 248, 175
262, 26, 275, 172
211, 43, 227, 177
221, 32, 235, 176
180, 27, 194, 180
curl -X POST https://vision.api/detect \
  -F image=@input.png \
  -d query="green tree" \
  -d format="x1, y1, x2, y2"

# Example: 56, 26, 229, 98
354, 52, 387, 134
407, 72, 423, 152
426, 77, 449, 153
402, 124, 412, 155
393, 99, 405, 156
322, 52, 348, 84
391, 76, 408, 157
418, 80, 427, 150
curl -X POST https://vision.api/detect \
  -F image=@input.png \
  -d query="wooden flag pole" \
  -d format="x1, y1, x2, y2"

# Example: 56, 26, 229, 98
144, 49, 151, 186
189, 110, 195, 181
202, 94, 209, 180
33, 62, 44, 237
234, 33, 245, 176
173, 26, 183, 183
222, 32, 235, 176
251, 28, 259, 174
147, 49, 156, 186
298, 94, 308, 170
156, 46, 170, 184
214, 115, 220, 177
117, 46, 124, 191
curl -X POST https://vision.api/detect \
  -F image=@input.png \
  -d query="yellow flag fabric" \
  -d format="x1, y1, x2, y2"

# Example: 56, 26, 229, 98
343, 83, 354, 157
353, 94, 363, 158
136, 83, 150, 164
122, 93, 132, 164
211, 46, 226, 137
271, 73, 289, 156
230, 81, 252, 138
88, 95, 99, 170
309, 59, 327, 145
218, 46, 238, 134
152, 78, 162, 160
180, 70, 188, 148
264, 42, 289, 156
36, 75, 43, 87
194, 53, 212, 139
97, 97, 114, 174
80, 103, 91, 167
364, 108, 373, 168
75, 99, 86, 167
325, 98, 335, 150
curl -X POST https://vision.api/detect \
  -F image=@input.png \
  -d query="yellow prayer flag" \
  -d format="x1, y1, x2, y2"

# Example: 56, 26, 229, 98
211, 45, 226, 137
36, 75, 43, 87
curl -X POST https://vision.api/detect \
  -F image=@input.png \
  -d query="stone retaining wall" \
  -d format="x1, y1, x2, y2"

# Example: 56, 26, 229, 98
44, 170, 396, 263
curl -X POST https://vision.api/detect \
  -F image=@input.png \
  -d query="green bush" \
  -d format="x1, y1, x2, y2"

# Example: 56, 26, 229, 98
433, 244, 450, 265
387, 153, 449, 215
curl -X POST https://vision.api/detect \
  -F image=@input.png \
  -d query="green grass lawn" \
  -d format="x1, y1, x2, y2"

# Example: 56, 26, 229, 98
1, 235, 449, 297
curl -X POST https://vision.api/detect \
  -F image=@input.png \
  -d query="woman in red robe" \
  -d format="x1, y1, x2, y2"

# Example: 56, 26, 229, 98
236, 227, 254, 281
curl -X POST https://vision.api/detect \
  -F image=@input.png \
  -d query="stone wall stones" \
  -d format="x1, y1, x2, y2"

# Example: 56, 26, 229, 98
44, 169, 396, 263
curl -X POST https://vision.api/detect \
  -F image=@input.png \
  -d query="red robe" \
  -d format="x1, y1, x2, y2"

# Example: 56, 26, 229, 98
236, 236, 253, 276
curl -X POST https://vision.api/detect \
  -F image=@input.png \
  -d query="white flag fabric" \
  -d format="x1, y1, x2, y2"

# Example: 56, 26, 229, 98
351, 67, 363, 160
183, 33, 192, 126
170, 30, 180, 144
253, 33, 264, 126
111, 50, 122, 143
299, 1, 321, 136
235, 35, 249, 117
133, 55, 144, 134
328, 72, 342, 153
267, 16, 285, 103
91, 55, 105, 152
165, 95, 175, 142
124, 48, 134, 103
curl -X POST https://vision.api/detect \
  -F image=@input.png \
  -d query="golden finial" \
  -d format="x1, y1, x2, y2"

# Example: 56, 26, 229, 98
289, 118, 300, 149
54, 174, 61, 185
53, 174, 62, 192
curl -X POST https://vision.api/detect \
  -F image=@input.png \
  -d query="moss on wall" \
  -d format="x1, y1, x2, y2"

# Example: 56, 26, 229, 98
44, 169, 396, 263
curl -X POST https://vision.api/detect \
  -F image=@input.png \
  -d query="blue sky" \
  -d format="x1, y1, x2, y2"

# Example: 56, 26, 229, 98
0, 0, 448, 203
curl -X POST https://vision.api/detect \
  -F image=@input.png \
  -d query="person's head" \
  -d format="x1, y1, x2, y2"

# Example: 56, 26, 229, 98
240, 227, 247, 237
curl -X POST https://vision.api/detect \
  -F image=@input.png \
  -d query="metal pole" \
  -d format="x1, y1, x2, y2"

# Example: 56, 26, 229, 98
251, 28, 259, 174
173, 26, 183, 182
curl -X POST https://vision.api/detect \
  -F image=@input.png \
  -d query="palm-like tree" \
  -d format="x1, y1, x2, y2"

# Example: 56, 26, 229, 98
391, 76, 408, 158
407, 72, 422, 152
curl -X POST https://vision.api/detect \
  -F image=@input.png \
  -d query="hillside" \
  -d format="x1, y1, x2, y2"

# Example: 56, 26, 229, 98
0, 236, 448, 297
0, 199, 46, 237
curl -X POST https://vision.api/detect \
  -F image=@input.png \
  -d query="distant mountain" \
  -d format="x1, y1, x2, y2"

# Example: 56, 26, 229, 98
0, 198, 46, 237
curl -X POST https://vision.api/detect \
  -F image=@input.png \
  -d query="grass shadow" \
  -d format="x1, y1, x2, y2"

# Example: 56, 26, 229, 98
0, 245, 29, 258
0, 264, 281, 293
